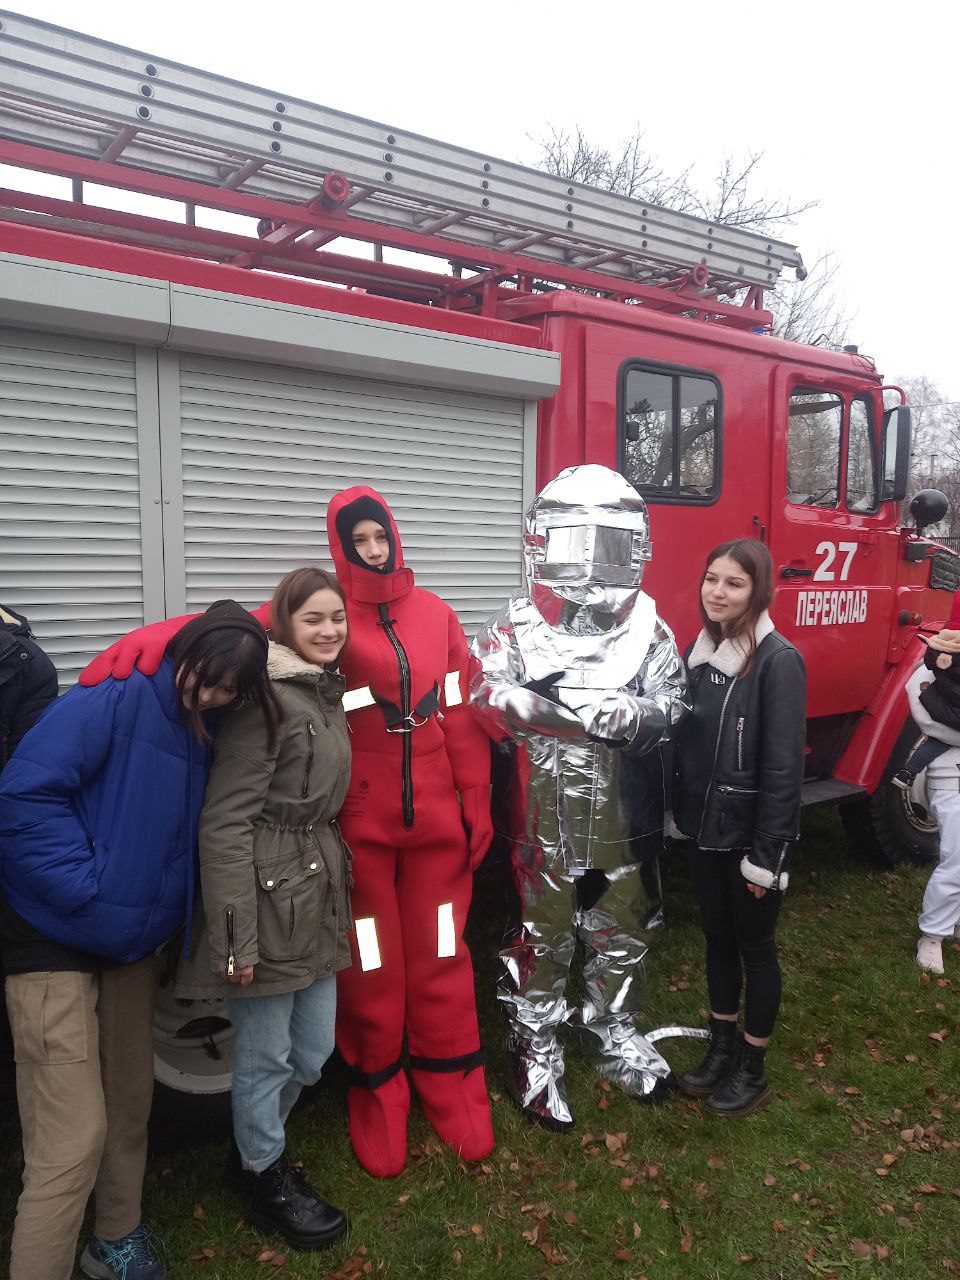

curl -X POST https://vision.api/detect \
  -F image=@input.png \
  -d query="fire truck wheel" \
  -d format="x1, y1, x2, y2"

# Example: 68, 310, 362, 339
149, 1080, 233, 1153
149, 986, 234, 1150
840, 719, 940, 867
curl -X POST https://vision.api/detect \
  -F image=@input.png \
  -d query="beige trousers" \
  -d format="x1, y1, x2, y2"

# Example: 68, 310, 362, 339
5, 957, 156, 1280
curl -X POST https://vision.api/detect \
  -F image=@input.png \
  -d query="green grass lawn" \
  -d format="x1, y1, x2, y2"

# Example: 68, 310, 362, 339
1, 809, 957, 1279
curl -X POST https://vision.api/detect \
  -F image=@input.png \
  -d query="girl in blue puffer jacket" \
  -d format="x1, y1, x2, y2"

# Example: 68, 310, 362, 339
0, 601, 278, 1280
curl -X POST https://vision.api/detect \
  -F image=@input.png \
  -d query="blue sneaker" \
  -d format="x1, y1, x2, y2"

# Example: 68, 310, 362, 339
79, 1224, 167, 1280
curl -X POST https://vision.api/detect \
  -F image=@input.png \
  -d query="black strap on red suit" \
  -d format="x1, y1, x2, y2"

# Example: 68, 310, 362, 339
349, 1058, 403, 1090
408, 1047, 486, 1075
373, 683, 440, 731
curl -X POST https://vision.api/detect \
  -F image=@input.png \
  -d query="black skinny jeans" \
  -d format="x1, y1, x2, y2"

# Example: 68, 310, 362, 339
686, 846, 782, 1039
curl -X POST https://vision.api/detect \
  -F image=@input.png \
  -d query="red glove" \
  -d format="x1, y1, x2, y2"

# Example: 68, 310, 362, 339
461, 786, 494, 871
78, 614, 196, 686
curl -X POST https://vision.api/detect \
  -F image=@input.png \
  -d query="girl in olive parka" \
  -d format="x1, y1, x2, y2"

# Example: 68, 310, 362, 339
190, 567, 353, 1254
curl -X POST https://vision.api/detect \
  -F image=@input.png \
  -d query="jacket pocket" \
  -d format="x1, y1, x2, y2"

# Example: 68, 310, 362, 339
301, 721, 317, 798
255, 851, 325, 962
716, 784, 759, 842
342, 841, 354, 929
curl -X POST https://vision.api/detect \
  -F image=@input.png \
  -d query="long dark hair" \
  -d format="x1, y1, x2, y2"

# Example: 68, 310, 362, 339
700, 539, 774, 676
270, 567, 347, 662
165, 626, 281, 747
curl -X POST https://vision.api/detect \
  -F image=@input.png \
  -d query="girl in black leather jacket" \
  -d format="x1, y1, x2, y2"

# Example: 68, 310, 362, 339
673, 539, 806, 1116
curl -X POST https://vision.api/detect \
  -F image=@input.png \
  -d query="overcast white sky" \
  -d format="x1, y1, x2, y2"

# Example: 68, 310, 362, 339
6, 0, 958, 400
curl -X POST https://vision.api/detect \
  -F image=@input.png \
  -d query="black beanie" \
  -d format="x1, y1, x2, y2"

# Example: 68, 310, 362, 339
334, 496, 397, 574
174, 599, 268, 658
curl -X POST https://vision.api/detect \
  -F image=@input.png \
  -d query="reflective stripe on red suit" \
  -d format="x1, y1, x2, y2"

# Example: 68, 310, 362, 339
327, 486, 493, 1176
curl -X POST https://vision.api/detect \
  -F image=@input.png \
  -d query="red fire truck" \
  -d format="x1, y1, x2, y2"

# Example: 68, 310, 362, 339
0, 11, 954, 1097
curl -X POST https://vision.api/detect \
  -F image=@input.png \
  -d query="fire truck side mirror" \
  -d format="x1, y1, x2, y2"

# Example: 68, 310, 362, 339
881, 404, 911, 503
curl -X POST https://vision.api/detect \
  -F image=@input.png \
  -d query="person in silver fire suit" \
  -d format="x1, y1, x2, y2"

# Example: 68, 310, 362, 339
470, 464, 688, 1130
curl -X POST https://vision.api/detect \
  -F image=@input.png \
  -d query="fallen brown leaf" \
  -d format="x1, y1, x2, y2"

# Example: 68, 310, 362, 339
707, 1154, 725, 1169
876, 1244, 891, 1261
680, 1226, 692, 1254
192, 1203, 206, 1222
850, 1239, 873, 1258
763, 1173, 777, 1187
771, 1220, 787, 1233
539, 1242, 567, 1265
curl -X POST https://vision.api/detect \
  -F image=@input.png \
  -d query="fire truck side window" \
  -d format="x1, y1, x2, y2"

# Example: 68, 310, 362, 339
786, 390, 843, 507
845, 397, 879, 513
621, 364, 719, 503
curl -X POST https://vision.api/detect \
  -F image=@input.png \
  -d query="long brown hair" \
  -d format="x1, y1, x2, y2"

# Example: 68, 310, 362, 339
700, 539, 774, 676
270, 567, 347, 662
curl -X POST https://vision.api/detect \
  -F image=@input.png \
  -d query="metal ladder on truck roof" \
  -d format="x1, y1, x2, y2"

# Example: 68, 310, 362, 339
0, 9, 805, 320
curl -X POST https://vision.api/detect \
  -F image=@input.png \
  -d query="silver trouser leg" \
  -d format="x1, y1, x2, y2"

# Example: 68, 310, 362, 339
575, 861, 672, 1098
498, 846, 577, 1127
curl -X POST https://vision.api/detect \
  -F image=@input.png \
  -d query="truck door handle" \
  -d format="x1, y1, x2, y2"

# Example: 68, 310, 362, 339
780, 566, 813, 579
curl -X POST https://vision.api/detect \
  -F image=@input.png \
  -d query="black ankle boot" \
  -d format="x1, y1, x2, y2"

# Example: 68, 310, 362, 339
677, 1018, 739, 1098
706, 1038, 772, 1116
247, 1152, 349, 1251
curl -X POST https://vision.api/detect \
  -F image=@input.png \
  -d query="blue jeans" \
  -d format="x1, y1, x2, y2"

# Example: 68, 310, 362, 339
228, 978, 336, 1171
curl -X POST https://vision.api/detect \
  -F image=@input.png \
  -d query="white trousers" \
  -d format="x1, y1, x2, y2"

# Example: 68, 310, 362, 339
921, 788, 960, 938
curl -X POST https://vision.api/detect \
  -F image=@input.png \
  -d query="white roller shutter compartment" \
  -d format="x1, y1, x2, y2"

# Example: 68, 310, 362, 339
177, 355, 527, 632
0, 327, 146, 683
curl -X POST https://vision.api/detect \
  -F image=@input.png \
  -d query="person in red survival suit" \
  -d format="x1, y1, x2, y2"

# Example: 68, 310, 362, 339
79, 487, 495, 1179
326, 488, 494, 1177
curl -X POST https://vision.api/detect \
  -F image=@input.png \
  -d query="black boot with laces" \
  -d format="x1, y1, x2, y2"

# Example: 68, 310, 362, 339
677, 1017, 739, 1098
248, 1152, 349, 1251
706, 1037, 772, 1116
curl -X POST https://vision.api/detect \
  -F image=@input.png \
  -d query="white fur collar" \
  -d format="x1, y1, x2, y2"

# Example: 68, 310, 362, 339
688, 611, 775, 678
267, 642, 327, 681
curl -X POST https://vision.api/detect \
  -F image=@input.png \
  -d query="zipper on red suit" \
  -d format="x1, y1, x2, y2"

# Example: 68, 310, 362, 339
377, 603, 415, 829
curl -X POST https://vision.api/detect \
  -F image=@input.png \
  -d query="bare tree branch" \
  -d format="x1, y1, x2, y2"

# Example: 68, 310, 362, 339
529, 124, 695, 207
529, 124, 848, 347
685, 153, 816, 233
770, 252, 850, 346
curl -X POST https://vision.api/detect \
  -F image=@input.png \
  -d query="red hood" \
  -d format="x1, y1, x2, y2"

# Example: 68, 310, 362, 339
327, 486, 415, 605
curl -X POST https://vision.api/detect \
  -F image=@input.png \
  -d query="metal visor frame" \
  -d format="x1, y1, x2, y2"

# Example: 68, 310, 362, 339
532, 521, 651, 588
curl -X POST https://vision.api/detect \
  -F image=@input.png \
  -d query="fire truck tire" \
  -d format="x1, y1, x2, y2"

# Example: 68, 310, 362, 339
840, 718, 940, 867
149, 1081, 232, 1152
